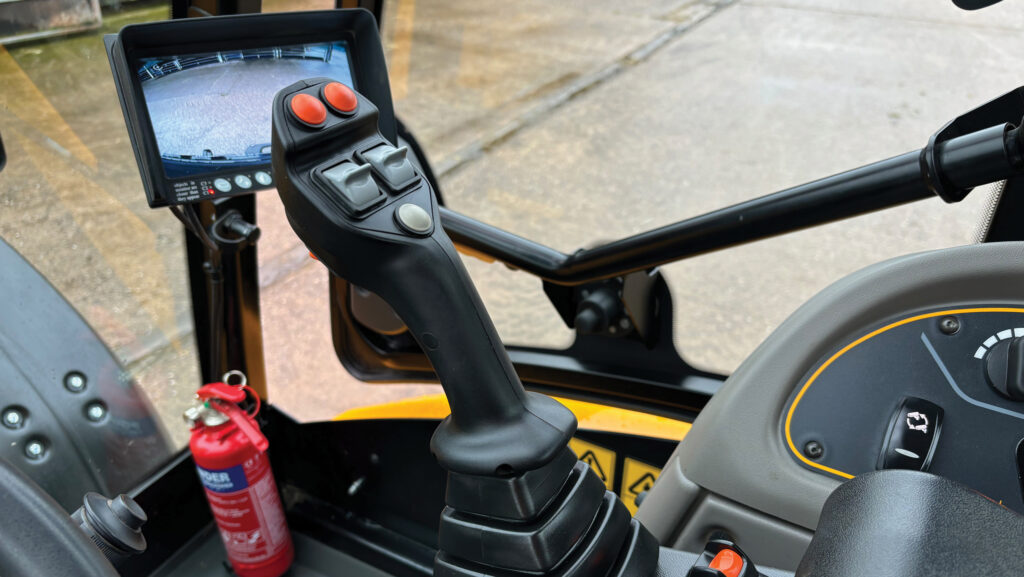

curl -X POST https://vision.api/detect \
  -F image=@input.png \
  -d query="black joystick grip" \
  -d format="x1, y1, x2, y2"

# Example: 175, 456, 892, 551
272, 78, 658, 577
270, 78, 575, 476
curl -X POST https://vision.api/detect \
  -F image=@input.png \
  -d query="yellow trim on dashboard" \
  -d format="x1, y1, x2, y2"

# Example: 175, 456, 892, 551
336, 394, 692, 441
784, 307, 1024, 479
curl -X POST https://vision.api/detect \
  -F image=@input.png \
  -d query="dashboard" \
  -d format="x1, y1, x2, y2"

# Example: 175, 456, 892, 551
785, 307, 1024, 513
635, 241, 1024, 571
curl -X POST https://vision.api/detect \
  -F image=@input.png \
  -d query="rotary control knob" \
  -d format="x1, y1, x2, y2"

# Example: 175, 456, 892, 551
984, 336, 1024, 400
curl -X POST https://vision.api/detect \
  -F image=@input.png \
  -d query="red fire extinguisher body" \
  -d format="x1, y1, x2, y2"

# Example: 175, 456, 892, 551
189, 384, 294, 577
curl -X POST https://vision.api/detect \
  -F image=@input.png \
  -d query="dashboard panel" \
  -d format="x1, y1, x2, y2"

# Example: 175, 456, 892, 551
785, 307, 1024, 513
636, 243, 1024, 570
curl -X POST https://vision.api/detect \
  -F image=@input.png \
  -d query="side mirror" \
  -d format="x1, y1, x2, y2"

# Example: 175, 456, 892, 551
953, 0, 1004, 9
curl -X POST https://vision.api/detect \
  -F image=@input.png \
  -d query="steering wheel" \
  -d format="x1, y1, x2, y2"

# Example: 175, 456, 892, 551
0, 458, 118, 577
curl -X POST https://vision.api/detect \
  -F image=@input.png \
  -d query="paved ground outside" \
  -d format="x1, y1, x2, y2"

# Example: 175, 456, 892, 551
2, 0, 1022, 455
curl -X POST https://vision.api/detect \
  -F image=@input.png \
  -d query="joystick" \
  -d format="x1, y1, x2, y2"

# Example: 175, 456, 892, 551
271, 78, 659, 577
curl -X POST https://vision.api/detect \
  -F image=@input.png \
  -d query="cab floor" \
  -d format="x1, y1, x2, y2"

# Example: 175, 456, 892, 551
152, 526, 391, 577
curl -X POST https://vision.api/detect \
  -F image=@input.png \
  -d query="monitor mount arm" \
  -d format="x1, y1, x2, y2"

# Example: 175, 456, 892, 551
271, 78, 659, 577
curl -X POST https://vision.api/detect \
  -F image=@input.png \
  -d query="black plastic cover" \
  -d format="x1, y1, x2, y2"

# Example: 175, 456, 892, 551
0, 457, 118, 577
445, 447, 577, 520
797, 469, 1024, 577
439, 461, 605, 572
0, 239, 171, 511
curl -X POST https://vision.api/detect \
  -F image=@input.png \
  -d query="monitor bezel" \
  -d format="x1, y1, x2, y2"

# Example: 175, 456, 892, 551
106, 9, 396, 208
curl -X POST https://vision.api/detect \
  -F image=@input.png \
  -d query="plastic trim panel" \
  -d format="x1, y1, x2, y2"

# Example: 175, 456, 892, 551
637, 242, 1024, 532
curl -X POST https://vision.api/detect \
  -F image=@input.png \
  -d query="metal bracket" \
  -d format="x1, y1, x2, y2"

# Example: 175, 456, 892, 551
544, 269, 661, 346
923, 87, 1024, 203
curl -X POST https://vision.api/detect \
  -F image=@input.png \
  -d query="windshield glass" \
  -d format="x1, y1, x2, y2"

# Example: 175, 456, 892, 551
258, 0, 1019, 424
1, 0, 1021, 497
0, 1, 197, 505
377, 0, 1018, 374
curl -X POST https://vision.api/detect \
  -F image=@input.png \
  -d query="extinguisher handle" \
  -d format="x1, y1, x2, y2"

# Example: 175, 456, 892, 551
196, 383, 268, 452
196, 382, 247, 403
214, 401, 270, 453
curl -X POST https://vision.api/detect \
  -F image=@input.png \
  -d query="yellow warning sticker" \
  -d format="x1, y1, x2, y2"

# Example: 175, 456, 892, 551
568, 438, 616, 491
619, 457, 661, 515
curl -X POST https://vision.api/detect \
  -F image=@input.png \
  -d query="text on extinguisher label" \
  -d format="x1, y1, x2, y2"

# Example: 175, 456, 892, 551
197, 456, 290, 565
197, 464, 248, 493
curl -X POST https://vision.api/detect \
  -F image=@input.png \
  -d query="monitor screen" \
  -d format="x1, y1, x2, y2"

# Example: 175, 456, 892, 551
136, 42, 354, 181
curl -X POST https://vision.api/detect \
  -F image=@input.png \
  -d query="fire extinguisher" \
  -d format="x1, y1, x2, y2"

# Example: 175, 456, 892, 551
184, 371, 294, 577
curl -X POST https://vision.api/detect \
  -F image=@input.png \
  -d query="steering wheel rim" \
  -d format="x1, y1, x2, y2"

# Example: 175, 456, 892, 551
0, 457, 118, 577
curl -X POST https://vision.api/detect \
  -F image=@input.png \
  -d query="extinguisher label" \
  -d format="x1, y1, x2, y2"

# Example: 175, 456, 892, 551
197, 464, 248, 493
197, 457, 290, 565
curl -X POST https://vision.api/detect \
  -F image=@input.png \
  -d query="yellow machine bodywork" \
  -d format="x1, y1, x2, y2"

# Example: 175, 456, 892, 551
336, 394, 692, 442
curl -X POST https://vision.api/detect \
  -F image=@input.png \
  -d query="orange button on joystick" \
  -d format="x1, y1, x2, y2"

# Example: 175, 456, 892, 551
708, 549, 743, 577
290, 93, 327, 126
323, 82, 358, 113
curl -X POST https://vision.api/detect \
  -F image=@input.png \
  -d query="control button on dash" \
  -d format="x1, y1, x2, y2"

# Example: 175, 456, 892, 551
234, 174, 252, 189
213, 178, 232, 193
879, 397, 943, 471
254, 171, 272, 186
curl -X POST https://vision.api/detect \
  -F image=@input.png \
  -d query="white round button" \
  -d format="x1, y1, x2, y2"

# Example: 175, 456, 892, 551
254, 171, 272, 186
213, 178, 232, 193
395, 203, 432, 235
234, 174, 253, 189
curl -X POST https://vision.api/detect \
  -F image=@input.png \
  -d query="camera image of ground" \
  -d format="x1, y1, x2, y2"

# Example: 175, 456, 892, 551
143, 56, 352, 160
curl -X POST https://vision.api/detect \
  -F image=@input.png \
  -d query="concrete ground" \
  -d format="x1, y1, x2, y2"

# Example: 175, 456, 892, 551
2, 0, 1023, 453
142, 57, 354, 159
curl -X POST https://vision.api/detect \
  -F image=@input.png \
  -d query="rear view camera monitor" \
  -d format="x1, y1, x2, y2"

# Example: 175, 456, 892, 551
134, 41, 354, 201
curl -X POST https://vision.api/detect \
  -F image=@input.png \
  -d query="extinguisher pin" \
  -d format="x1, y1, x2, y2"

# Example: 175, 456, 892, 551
222, 370, 248, 387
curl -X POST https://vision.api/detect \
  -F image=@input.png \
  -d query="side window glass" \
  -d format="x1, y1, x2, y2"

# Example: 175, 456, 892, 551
0, 2, 199, 508
378, 1, 1003, 376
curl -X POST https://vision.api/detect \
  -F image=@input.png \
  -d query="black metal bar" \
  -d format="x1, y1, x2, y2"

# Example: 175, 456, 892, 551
444, 209, 568, 271
175, 0, 268, 396
554, 149, 928, 283
443, 123, 1024, 286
